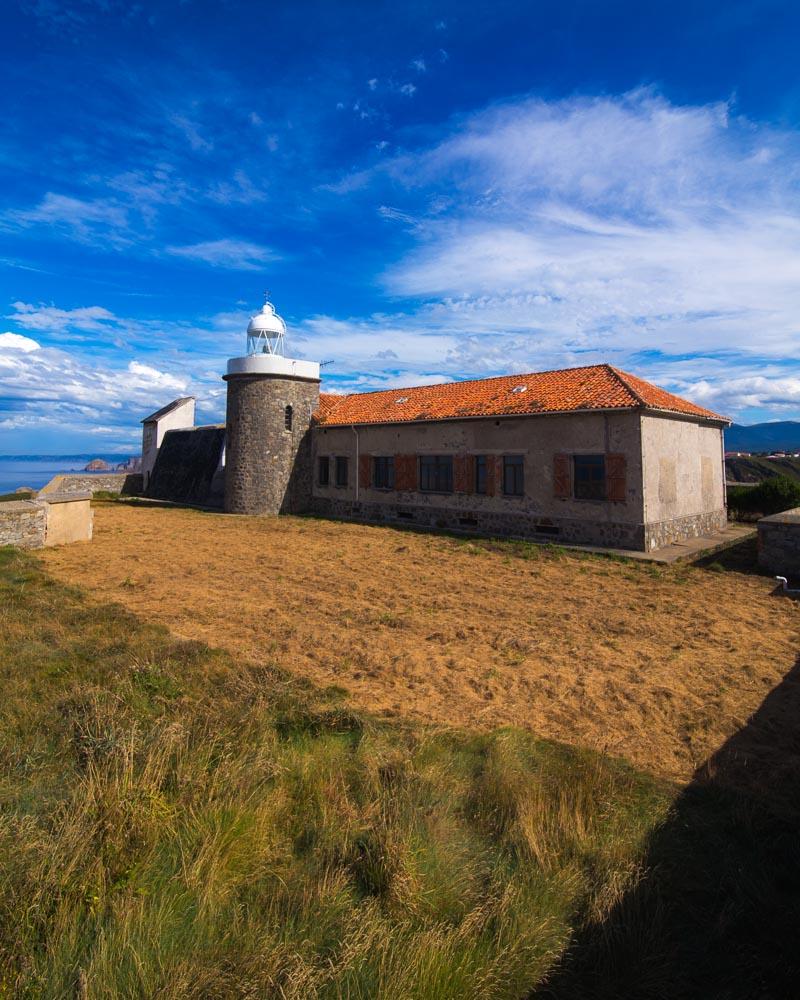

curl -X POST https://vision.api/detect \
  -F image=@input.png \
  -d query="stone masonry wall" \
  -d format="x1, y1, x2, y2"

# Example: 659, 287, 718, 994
758, 508, 800, 577
0, 501, 46, 548
224, 374, 320, 515
311, 496, 647, 549
643, 508, 728, 551
39, 472, 143, 496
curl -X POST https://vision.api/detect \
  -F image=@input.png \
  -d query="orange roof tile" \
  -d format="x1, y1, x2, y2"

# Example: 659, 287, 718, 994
314, 364, 728, 427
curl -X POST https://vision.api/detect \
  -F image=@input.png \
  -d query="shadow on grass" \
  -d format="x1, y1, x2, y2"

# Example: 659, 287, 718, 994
95, 496, 223, 513
692, 535, 762, 575
533, 653, 800, 999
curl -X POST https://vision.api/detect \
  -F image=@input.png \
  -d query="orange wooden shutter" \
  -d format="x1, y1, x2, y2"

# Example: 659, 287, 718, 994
453, 454, 468, 492
394, 454, 416, 491
466, 454, 476, 493
359, 453, 371, 490
486, 455, 503, 496
606, 453, 627, 502
553, 453, 571, 498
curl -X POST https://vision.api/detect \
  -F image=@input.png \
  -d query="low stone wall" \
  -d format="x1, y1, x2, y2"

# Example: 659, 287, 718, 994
0, 492, 93, 549
39, 472, 143, 496
643, 509, 728, 551
758, 507, 800, 577
311, 497, 647, 549
0, 500, 46, 548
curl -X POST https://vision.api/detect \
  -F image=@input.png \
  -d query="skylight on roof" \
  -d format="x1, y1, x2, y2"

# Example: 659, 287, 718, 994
395, 396, 409, 404
511, 385, 528, 394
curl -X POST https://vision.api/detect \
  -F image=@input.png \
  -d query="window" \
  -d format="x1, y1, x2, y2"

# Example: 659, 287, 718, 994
373, 456, 395, 489
335, 456, 349, 487
573, 454, 606, 500
284, 404, 293, 431
475, 455, 488, 494
503, 455, 524, 496
419, 455, 453, 493
318, 456, 330, 486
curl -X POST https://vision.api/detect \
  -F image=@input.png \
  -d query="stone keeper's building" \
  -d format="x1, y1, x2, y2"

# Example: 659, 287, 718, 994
144, 301, 730, 553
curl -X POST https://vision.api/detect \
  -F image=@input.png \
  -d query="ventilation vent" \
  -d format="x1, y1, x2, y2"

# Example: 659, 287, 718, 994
511, 385, 528, 394
395, 396, 409, 404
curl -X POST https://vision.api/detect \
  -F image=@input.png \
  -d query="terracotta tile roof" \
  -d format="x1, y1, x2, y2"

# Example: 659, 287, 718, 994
315, 364, 728, 427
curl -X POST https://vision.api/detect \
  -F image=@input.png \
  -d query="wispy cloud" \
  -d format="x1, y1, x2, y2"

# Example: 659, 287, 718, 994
166, 239, 278, 270
169, 113, 214, 152
314, 89, 800, 416
5, 193, 130, 245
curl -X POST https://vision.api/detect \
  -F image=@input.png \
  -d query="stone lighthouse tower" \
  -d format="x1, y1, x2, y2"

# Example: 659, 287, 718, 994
223, 299, 320, 514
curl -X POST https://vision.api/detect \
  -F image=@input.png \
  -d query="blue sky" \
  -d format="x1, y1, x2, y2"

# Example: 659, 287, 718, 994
2, 0, 800, 453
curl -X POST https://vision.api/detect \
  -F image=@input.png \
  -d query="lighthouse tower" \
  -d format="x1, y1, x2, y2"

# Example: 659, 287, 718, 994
223, 299, 320, 514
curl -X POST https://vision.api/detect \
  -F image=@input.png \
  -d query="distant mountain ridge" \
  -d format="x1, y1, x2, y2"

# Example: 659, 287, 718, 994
725, 421, 800, 453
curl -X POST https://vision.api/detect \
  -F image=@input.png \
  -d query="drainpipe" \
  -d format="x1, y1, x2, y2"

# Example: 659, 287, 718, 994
351, 425, 359, 503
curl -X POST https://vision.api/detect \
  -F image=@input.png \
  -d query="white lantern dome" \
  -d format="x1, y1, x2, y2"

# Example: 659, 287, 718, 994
226, 296, 319, 380
246, 300, 287, 356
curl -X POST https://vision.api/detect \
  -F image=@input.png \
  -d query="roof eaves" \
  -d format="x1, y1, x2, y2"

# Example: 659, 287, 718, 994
643, 405, 732, 427
318, 404, 642, 429
141, 396, 195, 424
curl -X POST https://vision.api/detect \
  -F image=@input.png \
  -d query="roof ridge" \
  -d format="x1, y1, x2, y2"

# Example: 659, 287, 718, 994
321, 363, 612, 401
606, 365, 647, 408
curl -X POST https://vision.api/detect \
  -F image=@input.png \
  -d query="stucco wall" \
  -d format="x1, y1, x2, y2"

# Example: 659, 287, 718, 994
0, 493, 92, 548
640, 414, 726, 547
142, 398, 196, 489
43, 495, 93, 546
314, 410, 642, 519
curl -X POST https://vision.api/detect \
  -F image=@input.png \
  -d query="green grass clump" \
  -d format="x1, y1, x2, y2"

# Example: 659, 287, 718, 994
0, 545, 673, 998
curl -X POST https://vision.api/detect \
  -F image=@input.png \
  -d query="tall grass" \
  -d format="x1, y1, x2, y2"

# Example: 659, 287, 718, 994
0, 546, 672, 998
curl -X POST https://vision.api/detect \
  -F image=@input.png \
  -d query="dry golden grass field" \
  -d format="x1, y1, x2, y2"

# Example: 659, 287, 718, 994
41, 502, 800, 781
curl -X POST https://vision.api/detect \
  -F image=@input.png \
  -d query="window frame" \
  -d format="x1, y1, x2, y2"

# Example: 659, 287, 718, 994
318, 455, 330, 487
419, 454, 454, 494
372, 455, 395, 490
335, 456, 349, 488
573, 454, 606, 501
284, 404, 293, 431
502, 454, 525, 497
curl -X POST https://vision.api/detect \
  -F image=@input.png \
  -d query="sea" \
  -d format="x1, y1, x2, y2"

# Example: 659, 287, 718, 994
0, 455, 136, 494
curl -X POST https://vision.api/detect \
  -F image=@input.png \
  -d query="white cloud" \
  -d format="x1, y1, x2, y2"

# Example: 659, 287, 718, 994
166, 239, 277, 270
0, 332, 40, 352
412, 59, 426, 73
0, 339, 194, 443
8, 302, 119, 333
126, 360, 187, 393
399, 83, 417, 97
684, 374, 800, 415
312, 88, 800, 416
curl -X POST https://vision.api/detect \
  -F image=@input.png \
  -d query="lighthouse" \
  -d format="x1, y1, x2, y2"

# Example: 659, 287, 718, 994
223, 299, 320, 515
